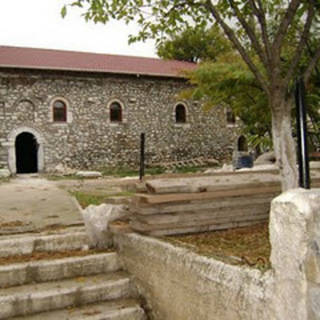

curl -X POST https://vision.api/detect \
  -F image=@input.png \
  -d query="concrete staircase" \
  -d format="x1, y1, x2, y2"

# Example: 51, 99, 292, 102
0, 228, 147, 319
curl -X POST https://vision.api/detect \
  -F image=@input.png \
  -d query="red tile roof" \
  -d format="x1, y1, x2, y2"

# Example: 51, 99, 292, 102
0, 46, 196, 78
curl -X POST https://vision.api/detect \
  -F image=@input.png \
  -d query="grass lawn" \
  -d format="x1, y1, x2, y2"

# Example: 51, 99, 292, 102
47, 164, 206, 180
100, 166, 166, 177
71, 190, 134, 208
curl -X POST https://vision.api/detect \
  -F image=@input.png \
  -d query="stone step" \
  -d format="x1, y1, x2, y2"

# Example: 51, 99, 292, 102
0, 272, 135, 319
145, 176, 281, 194
11, 299, 146, 320
0, 252, 119, 288
135, 220, 265, 236
130, 194, 273, 215
133, 185, 281, 205
134, 203, 270, 226
0, 231, 90, 258
103, 196, 131, 205
131, 212, 268, 233
145, 175, 320, 195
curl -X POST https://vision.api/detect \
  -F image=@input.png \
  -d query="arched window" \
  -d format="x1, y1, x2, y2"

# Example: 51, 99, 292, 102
53, 100, 67, 122
110, 102, 122, 122
175, 104, 186, 123
226, 107, 236, 125
238, 135, 248, 152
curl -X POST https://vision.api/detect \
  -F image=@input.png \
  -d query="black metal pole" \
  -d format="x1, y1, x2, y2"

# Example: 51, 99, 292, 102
295, 78, 310, 189
139, 132, 145, 181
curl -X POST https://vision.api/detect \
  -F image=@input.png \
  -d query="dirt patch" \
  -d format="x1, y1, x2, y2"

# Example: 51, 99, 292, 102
0, 248, 112, 265
0, 220, 26, 227
164, 222, 271, 271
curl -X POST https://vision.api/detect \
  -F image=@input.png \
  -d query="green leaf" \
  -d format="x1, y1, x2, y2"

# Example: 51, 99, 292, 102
61, 5, 67, 18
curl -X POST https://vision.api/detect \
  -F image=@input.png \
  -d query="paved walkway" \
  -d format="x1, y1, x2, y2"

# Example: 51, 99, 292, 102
0, 175, 83, 234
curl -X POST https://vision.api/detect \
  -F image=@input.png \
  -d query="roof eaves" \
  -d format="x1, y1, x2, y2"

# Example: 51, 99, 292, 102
0, 64, 188, 79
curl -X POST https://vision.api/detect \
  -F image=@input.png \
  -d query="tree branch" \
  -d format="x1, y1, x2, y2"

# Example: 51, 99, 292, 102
272, 0, 302, 60
204, 0, 270, 95
227, 0, 268, 68
248, 0, 272, 65
307, 41, 320, 78
304, 45, 320, 84
284, 1, 315, 86
246, 92, 257, 104
164, 0, 197, 18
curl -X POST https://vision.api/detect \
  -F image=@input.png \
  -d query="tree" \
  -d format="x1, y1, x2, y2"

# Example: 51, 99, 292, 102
63, 0, 320, 190
156, 25, 232, 62
304, 36, 320, 149
163, 24, 320, 155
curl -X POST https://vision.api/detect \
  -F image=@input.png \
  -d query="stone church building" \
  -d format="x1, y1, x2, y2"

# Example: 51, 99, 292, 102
0, 46, 238, 174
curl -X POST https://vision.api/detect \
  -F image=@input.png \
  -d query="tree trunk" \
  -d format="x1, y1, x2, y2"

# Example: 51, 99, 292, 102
271, 96, 298, 191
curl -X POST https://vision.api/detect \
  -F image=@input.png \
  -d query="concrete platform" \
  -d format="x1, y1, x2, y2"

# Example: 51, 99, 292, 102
0, 175, 83, 234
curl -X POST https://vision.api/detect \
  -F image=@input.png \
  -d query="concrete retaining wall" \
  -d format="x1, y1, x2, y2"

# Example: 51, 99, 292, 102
114, 188, 320, 319
114, 233, 274, 320
270, 188, 320, 319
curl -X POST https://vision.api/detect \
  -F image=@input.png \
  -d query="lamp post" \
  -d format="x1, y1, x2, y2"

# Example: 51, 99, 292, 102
295, 78, 310, 189
139, 132, 145, 181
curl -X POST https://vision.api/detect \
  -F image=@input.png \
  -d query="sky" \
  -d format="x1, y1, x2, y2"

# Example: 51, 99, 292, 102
0, 0, 157, 58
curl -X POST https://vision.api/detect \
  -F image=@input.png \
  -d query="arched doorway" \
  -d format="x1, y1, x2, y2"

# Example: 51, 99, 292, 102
237, 135, 248, 152
15, 132, 38, 173
6, 127, 45, 174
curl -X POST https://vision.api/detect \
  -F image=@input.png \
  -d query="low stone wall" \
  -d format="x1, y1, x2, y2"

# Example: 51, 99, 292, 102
114, 188, 320, 319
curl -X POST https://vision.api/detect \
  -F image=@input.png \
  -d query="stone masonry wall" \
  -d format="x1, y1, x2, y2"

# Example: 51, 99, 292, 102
0, 69, 239, 172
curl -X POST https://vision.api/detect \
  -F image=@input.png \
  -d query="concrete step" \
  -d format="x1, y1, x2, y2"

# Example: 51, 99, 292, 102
0, 226, 86, 241
0, 272, 135, 319
0, 252, 119, 288
11, 298, 147, 320
0, 231, 90, 258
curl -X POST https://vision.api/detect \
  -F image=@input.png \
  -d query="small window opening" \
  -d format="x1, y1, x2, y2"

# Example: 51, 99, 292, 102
110, 102, 122, 122
175, 104, 186, 123
53, 100, 67, 122
238, 135, 248, 152
226, 108, 236, 124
